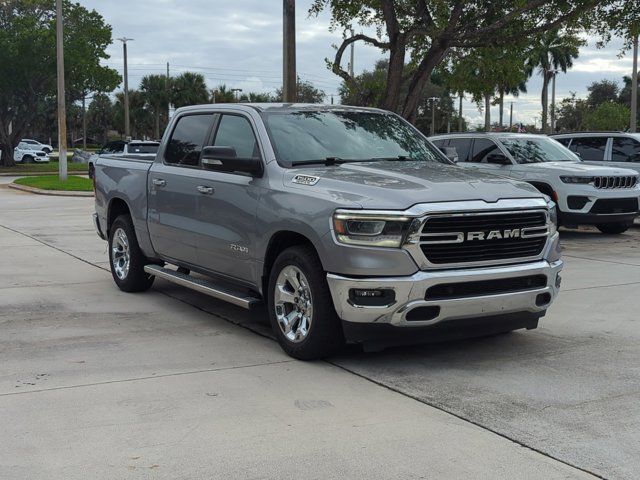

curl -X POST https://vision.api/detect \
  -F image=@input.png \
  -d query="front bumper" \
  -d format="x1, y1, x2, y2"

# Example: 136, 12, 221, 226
327, 258, 563, 328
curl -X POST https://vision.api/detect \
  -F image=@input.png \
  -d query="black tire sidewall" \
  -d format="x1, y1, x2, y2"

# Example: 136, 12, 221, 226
597, 222, 630, 234
267, 245, 343, 360
108, 215, 154, 292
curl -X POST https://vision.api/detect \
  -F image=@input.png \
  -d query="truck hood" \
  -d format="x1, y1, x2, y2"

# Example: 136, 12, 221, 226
284, 161, 542, 209
513, 161, 637, 176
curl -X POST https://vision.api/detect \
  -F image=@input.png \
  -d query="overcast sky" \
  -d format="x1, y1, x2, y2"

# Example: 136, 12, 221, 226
80, 0, 636, 127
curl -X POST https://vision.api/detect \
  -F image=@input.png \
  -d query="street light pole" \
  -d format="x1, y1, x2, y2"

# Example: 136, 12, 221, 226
283, 0, 297, 102
118, 37, 134, 140
429, 97, 439, 136
631, 33, 638, 133
231, 88, 243, 102
55, 0, 67, 181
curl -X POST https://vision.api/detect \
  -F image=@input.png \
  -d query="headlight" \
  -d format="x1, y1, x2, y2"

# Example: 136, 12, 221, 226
547, 200, 558, 235
560, 176, 594, 184
333, 211, 414, 248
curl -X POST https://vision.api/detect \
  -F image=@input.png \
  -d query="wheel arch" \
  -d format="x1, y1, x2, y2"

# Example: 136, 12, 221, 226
106, 197, 132, 237
528, 181, 556, 202
262, 230, 320, 296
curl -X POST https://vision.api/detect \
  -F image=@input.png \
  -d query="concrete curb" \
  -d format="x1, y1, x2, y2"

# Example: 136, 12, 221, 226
0, 170, 87, 177
8, 182, 94, 197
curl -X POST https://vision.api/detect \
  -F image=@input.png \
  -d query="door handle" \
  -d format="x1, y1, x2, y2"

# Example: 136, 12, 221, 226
152, 178, 166, 187
196, 185, 214, 195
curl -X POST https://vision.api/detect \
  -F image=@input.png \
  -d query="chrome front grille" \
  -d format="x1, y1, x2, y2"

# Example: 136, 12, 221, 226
417, 210, 549, 267
593, 176, 637, 189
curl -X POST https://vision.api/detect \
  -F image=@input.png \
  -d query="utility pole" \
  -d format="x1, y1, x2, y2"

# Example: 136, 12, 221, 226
118, 37, 134, 140
166, 62, 171, 123
509, 102, 514, 129
549, 69, 558, 133
283, 0, 297, 102
429, 97, 439, 136
631, 33, 638, 133
55, 0, 67, 180
82, 93, 87, 150
349, 28, 355, 77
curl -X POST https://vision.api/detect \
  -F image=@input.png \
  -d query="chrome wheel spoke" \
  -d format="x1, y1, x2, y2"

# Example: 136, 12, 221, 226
274, 265, 313, 343
111, 227, 131, 280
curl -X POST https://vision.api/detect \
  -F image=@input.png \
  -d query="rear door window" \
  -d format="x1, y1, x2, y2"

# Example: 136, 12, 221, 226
571, 137, 607, 161
165, 114, 214, 166
470, 138, 500, 163
611, 137, 640, 162
448, 138, 472, 162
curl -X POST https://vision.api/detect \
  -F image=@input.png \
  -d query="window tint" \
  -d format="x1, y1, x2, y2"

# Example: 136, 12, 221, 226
447, 138, 472, 162
611, 137, 640, 162
165, 114, 213, 166
471, 138, 500, 163
213, 115, 258, 158
555, 138, 571, 147
571, 137, 607, 161
430, 139, 448, 147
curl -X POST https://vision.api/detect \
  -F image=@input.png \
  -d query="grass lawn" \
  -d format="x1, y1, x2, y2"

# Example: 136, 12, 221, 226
14, 175, 93, 192
0, 160, 88, 174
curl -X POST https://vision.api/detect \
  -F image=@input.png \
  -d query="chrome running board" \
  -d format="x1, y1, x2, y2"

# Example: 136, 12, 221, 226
144, 265, 261, 309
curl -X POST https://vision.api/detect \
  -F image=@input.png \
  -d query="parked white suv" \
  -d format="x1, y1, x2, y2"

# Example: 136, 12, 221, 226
20, 138, 54, 154
430, 133, 640, 234
14, 142, 50, 163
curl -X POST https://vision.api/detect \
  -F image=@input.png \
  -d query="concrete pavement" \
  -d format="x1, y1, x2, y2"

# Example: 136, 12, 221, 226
1, 182, 636, 479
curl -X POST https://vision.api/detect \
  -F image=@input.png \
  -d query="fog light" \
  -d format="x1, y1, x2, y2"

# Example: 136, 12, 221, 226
555, 274, 562, 288
536, 293, 552, 306
348, 288, 395, 307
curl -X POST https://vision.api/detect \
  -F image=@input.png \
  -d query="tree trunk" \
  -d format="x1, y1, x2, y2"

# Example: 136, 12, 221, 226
541, 73, 549, 134
154, 110, 160, 140
0, 143, 16, 167
498, 90, 504, 128
484, 93, 491, 132
458, 93, 463, 132
382, 37, 406, 112
402, 45, 448, 123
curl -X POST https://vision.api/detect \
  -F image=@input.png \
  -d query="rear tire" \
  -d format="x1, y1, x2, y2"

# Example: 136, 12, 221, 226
267, 245, 344, 360
108, 215, 155, 292
597, 222, 630, 234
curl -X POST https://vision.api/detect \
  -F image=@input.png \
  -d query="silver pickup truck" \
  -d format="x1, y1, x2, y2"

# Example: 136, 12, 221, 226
93, 104, 563, 359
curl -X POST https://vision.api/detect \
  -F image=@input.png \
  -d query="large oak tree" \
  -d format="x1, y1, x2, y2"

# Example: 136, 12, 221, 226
311, 0, 629, 123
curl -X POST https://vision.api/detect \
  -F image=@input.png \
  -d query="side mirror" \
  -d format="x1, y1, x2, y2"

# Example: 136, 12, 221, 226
201, 146, 263, 176
438, 146, 459, 163
486, 153, 511, 165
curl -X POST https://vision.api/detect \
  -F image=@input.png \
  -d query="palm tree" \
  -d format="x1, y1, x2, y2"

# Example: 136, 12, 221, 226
171, 72, 209, 108
140, 74, 169, 139
526, 32, 582, 133
210, 84, 236, 103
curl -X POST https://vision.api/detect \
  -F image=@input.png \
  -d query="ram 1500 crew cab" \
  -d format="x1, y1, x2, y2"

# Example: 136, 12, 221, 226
93, 104, 563, 359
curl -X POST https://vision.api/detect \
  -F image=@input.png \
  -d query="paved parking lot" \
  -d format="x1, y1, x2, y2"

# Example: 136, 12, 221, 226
1, 179, 638, 479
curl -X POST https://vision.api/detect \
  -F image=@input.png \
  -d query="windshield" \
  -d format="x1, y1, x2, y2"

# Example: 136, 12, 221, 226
128, 143, 159, 154
499, 136, 579, 164
262, 110, 448, 166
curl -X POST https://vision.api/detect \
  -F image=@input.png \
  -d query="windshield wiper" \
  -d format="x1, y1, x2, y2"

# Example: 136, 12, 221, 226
369, 155, 409, 161
291, 157, 367, 167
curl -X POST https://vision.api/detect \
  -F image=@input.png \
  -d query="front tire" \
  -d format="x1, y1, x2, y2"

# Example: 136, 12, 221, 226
597, 222, 631, 234
267, 245, 344, 360
23, 155, 34, 164
108, 215, 155, 292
